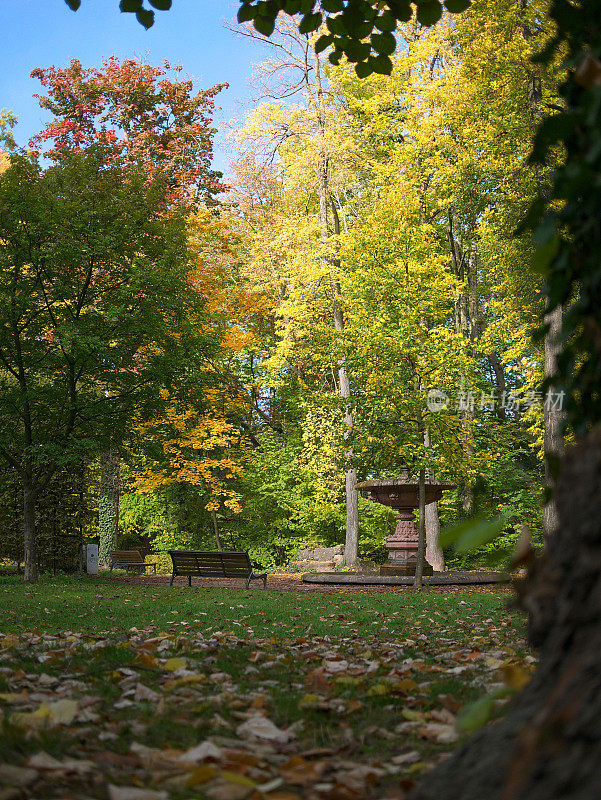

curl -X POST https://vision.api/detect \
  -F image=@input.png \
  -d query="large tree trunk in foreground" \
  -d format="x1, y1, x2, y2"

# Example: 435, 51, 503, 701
409, 430, 601, 800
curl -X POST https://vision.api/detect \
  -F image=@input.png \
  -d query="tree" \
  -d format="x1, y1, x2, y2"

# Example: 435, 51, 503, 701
232, 17, 362, 563
0, 146, 210, 582
29, 56, 225, 564
411, 0, 601, 795
30, 57, 224, 207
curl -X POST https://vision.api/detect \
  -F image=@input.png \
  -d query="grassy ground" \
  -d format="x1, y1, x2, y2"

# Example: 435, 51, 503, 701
0, 576, 532, 800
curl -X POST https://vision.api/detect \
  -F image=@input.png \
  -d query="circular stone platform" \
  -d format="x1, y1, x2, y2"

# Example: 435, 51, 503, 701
302, 570, 509, 586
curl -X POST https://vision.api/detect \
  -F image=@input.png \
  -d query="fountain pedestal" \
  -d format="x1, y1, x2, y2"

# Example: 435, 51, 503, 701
357, 476, 455, 577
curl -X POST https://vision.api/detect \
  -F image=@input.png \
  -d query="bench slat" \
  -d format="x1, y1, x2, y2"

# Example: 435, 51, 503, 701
109, 550, 157, 574
168, 549, 266, 589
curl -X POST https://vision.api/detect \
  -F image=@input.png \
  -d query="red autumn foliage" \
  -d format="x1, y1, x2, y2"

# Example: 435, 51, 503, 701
30, 57, 227, 207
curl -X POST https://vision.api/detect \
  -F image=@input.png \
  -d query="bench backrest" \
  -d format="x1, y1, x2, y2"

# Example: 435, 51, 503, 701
110, 550, 144, 563
169, 550, 252, 577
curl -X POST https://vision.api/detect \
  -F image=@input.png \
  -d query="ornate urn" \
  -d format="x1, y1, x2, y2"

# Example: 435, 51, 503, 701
357, 472, 455, 576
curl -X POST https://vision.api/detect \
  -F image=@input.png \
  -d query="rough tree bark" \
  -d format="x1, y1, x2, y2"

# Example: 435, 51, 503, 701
409, 430, 601, 800
543, 302, 564, 542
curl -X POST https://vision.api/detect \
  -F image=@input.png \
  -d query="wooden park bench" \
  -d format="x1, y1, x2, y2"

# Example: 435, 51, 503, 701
109, 550, 157, 574
168, 550, 267, 589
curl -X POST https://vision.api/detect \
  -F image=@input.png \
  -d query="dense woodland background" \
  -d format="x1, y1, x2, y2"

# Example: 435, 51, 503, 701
0, 0, 564, 576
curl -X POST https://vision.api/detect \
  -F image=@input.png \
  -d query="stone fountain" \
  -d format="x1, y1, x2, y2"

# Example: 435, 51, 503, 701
357, 470, 455, 576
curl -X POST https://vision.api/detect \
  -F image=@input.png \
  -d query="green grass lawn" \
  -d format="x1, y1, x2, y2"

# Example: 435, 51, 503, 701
0, 576, 531, 800
0, 574, 518, 639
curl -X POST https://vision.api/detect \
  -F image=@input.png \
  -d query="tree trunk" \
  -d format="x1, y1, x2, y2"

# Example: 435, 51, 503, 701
98, 448, 120, 568
459, 372, 475, 516
211, 509, 223, 551
425, 501, 445, 571
450, 230, 478, 516
23, 482, 37, 584
543, 302, 564, 542
488, 351, 507, 420
413, 468, 427, 588
314, 52, 358, 565
422, 428, 445, 571
338, 348, 359, 565
408, 430, 601, 800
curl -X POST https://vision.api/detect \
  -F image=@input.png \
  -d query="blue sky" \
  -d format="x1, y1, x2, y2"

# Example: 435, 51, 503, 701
0, 0, 269, 175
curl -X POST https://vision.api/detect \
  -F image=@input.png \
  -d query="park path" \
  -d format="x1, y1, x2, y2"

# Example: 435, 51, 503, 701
100, 573, 512, 595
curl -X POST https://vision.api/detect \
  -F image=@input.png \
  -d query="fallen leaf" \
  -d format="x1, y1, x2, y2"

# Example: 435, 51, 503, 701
45, 699, 78, 724
279, 756, 327, 786
108, 786, 168, 800
323, 660, 348, 674
501, 663, 532, 690
28, 752, 94, 773
179, 741, 223, 763
134, 683, 161, 703
391, 751, 420, 765
417, 722, 458, 744
163, 657, 186, 672
236, 714, 294, 744
0, 763, 38, 787
187, 764, 218, 786
204, 779, 253, 800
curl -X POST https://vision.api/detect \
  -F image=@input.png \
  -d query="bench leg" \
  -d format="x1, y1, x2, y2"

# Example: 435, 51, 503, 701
263, 575, 267, 588
246, 575, 251, 589
170, 573, 175, 586
188, 575, 191, 587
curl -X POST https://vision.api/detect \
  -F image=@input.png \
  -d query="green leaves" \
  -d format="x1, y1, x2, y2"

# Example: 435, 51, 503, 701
415, 1, 443, 26
345, 40, 371, 63
439, 515, 509, 554
298, 12, 322, 33
117, 0, 173, 27
388, 1, 413, 22
456, 694, 495, 733
444, 0, 471, 13
374, 11, 397, 31
118, 0, 156, 28
253, 15, 277, 36
237, 3, 256, 23
370, 55, 393, 74
234, 0, 464, 78
315, 34, 334, 54
136, 8, 155, 28
370, 32, 396, 56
